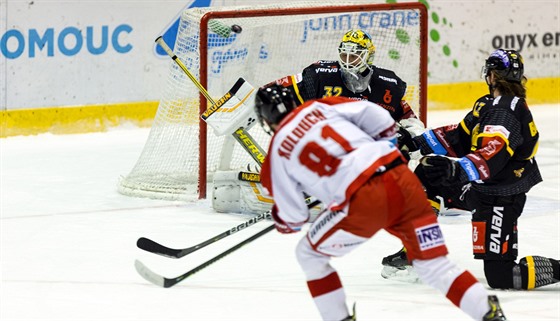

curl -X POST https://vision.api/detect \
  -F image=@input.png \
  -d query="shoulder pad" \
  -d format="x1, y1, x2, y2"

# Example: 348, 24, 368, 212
475, 94, 493, 105
492, 95, 527, 112
373, 66, 403, 82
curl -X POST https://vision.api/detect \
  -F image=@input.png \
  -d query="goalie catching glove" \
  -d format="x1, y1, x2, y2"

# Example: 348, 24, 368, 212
270, 205, 304, 234
420, 156, 469, 186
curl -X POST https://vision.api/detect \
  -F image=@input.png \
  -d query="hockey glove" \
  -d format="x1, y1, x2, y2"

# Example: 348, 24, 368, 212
270, 205, 303, 234
397, 127, 419, 160
398, 117, 425, 136
420, 155, 465, 186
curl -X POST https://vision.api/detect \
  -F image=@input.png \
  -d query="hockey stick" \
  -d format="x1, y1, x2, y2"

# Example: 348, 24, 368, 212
137, 210, 272, 259
135, 199, 321, 288
135, 225, 274, 288
155, 36, 266, 166
137, 197, 320, 258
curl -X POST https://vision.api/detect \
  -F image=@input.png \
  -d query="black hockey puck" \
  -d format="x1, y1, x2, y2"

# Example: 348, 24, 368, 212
231, 24, 243, 34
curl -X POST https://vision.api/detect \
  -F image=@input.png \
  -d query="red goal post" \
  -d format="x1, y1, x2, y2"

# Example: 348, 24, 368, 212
118, 2, 428, 201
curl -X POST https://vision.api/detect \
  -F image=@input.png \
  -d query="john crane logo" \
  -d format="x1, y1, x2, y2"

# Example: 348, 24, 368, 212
299, 9, 420, 62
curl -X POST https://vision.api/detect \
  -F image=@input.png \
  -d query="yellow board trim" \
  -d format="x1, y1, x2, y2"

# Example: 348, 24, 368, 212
428, 77, 560, 110
2, 77, 558, 137
1, 101, 158, 138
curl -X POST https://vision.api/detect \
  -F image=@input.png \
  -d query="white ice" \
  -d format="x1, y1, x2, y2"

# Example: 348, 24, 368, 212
1, 105, 559, 321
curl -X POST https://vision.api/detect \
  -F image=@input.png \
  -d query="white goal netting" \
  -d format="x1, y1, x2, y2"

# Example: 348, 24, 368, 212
118, 1, 427, 200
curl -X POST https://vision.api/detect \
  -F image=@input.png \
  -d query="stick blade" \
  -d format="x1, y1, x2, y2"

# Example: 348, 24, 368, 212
137, 237, 182, 258
134, 259, 166, 287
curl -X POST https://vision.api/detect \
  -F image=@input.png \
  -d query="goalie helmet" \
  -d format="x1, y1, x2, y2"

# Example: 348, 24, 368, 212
482, 49, 524, 83
338, 29, 376, 72
338, 29, 376, 93
254, 85, 296, 133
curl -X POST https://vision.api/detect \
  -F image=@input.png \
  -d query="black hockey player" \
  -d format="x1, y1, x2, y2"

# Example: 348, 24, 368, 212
383, 49, 560, 290
266, 29, 425, 137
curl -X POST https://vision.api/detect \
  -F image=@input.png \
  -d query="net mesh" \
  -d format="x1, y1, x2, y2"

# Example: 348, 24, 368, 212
118, 1, 426, 200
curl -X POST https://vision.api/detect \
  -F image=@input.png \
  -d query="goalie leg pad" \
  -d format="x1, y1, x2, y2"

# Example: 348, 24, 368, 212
212, 170, 273, 215
213, 170, 325, 216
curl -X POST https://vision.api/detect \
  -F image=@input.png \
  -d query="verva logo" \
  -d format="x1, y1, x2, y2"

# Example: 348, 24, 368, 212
489, 206, 504, 254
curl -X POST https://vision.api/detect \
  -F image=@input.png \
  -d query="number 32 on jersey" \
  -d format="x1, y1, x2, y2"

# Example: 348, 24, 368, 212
323, 86, 343, 97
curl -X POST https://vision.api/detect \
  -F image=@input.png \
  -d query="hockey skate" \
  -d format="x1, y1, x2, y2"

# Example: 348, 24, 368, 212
340, 303, 356, 321
435, 191, 473, 217
380, 247, 420, 283
482, 295, 507, 321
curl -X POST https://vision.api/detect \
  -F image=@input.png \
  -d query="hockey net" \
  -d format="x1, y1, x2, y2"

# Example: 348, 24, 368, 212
118, 1, 428, 201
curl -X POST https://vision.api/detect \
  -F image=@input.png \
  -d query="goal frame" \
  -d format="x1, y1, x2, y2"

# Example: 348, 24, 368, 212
196, 2, 428, 199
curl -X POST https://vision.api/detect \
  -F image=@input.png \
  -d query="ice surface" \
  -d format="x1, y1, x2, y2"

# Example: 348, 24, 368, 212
1, 105, 559, 321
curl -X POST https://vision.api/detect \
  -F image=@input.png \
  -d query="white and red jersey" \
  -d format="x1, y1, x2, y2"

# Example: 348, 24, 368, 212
260, 96, 402, 226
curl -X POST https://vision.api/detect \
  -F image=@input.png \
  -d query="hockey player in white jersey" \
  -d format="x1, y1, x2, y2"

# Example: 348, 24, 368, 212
255, 84, 508, 321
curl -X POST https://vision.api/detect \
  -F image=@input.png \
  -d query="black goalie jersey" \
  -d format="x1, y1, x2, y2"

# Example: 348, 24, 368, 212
270, 60, 416, 121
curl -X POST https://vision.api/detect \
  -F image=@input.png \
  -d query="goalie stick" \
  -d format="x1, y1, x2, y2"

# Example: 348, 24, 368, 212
156, 37, 320, 207
135, 199, 321, 288
155, 36, 266, 167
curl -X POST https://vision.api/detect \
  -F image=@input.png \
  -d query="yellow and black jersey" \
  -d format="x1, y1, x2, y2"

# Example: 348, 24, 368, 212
270, 60, 414, 121
414, 94, 542, 195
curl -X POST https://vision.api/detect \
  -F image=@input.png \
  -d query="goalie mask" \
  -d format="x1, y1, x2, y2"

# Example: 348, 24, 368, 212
482, 49, 524, 83
338, 29, 376, 93
254, 85, 296, 134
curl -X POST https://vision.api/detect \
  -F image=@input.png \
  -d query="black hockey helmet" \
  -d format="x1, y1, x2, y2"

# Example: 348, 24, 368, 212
483, 49, 524, 83
254, 85, 296, 133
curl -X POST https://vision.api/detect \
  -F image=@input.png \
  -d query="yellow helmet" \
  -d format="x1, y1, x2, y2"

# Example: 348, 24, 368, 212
338, 29, 376, 72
